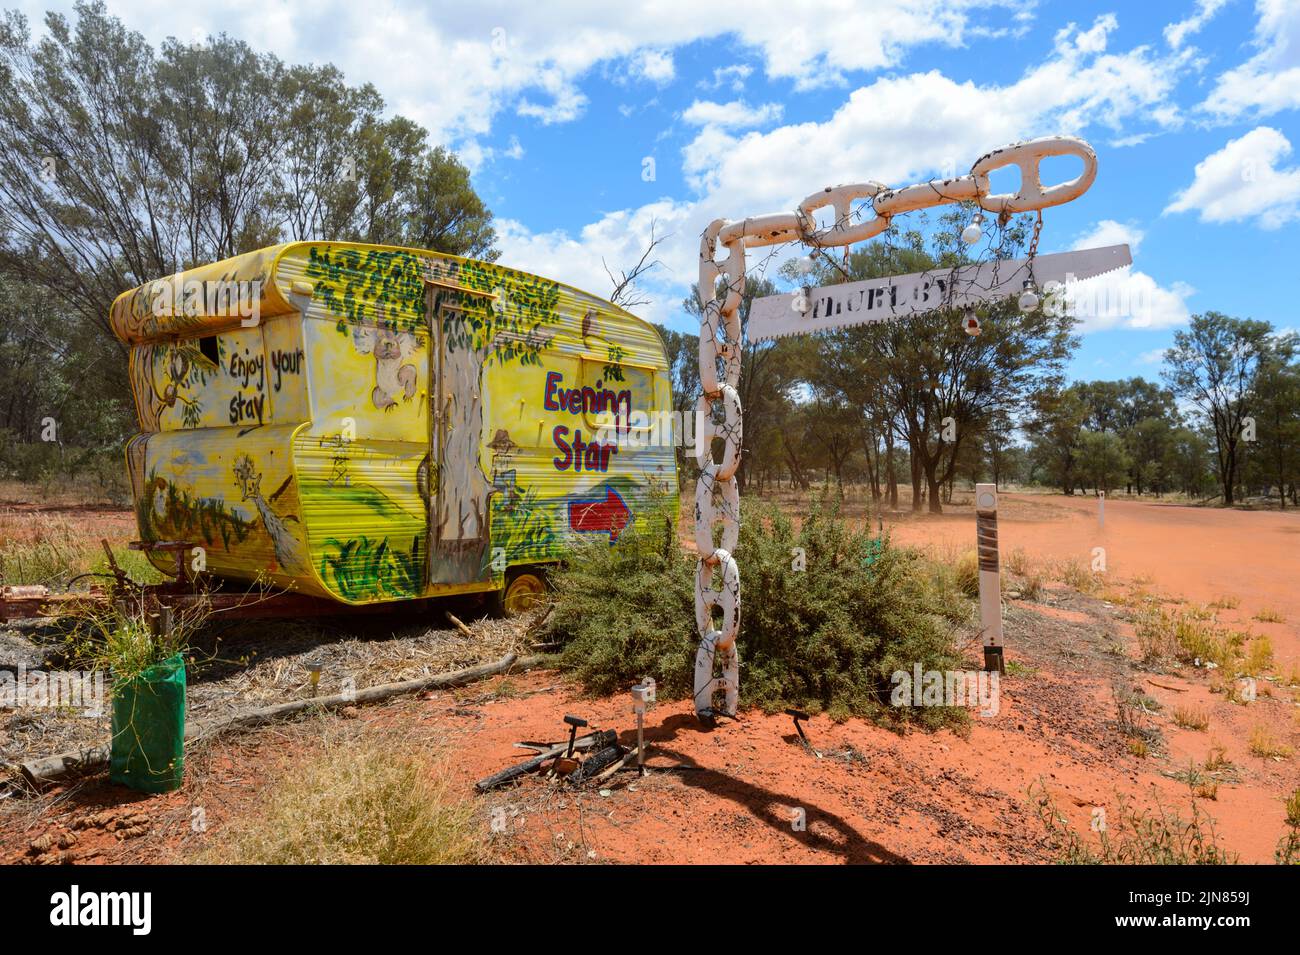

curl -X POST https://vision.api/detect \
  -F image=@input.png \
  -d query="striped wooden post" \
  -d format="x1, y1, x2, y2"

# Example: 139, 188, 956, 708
975, 483, 1005, 674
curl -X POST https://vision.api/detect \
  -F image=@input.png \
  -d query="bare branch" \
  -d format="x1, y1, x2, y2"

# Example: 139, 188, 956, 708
606, 217, 669, 309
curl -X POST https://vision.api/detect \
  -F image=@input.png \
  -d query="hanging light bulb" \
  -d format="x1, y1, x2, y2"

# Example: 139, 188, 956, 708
961, 213, 984, 246
962, 308, 981, 336
1018, 280, 1039, 313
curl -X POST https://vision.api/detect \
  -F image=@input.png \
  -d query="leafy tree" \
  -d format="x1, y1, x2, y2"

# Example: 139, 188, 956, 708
1162, 312, 1275, 505
811, 216, 1075, 513
1025, 385, 1089, 493
1247, 334, 1300, 507
1076, 430, 1131, 494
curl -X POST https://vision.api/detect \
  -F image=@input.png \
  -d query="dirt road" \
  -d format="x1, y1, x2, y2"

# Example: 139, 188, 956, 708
888, 493, 1300, 672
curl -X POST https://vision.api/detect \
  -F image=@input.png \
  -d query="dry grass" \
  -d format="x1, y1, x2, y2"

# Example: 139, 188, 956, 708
1247, 724, 1293, 759
954, 550, 980, 599
1058, 558, 1103, 595
1244, 636, 1274, 676
1031, 783, 1238, 864
1209, 595, 1240, 610
195, 721, 484, 864
1203, 744, 1231, 773
1172, 706, 1210, 732
1004, 547, 1032, 577
184, 610, 529, 720
1253, 607, 1286, 624
1284, 663, 1300, 689
1017, 572, 1044, 601
1132, 607, 1245, 669
0, 512, 159, 589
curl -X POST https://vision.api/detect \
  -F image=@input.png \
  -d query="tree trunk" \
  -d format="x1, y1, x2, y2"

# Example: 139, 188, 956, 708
885, 430, 898, 510
909, 448, 923, 512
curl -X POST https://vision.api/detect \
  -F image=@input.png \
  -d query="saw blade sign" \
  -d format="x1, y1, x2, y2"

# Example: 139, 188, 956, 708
748, 244, 1133, 341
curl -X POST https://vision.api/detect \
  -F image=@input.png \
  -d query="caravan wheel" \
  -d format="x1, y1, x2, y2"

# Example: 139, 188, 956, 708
499, 570, 547, 617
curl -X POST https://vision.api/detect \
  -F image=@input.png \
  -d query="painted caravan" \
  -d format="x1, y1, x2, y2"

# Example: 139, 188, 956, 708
109, 242, 678, 614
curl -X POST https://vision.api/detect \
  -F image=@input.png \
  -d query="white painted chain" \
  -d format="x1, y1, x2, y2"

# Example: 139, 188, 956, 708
690, 135, 1097, 718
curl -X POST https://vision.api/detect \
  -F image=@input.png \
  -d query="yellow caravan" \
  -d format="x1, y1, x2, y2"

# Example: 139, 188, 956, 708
109, 243, 677, 614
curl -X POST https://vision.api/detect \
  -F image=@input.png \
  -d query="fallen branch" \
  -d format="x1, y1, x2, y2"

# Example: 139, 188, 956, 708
476, 729, 617, 792
21, 652, 538, 787
445, 611, 474, 637
1146, 679, 1188, 693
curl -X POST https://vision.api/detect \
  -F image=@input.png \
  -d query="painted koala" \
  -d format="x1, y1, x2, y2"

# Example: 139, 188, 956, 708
352, 325, 418, 410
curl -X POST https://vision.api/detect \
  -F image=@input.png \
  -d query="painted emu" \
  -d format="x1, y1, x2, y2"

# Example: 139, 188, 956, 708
232, 455, 304, 574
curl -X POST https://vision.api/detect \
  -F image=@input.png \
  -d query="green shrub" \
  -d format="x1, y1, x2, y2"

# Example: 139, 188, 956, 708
549, 500, 969, 727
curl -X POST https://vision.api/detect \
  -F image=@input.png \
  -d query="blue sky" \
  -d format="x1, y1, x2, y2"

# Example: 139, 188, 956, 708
22, 0, 1300, 382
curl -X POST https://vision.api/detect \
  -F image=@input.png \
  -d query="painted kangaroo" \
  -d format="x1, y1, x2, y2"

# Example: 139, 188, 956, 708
233, 455, 304, 573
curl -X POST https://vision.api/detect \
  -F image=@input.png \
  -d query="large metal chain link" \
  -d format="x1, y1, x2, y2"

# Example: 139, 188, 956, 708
690, 135, 1097, 718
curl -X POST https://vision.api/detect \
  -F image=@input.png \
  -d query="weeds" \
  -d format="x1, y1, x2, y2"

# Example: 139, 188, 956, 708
1244, 637, 1274, 676
1172, 706, 1210, 732
1164, 761, 1219, 800
1030, 782, 1237, 864
1247, 724, 1293, 759
1278, 788, 1300, 864
0, 515, 163, 589
196, 724, 482, 864
1253, 607, 1286, 623
1114, 683, 1162, 754
1132, 607, 1244, 669
1059, 559, 1101, 595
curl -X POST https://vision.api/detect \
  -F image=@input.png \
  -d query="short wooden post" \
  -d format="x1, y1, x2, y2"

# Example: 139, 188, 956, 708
975, 484, 1005, 674
1098, 490, 1105, 529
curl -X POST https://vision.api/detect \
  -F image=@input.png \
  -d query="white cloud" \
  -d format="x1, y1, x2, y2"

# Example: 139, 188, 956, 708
1165, 126, 1300, 227
497, 15, 1196, 327
702, 64, 754, 92
25, 0, 1035, 149
1137, 347, 1168, 364
1073, 219, 1144, 253
1164, 0, 1231, 49
1063, 221, 1191, 332
1201, 0, 1300, 117
681, 99, 784, 129
1060, 269, 1195, 332
516, 70, 589, 125
681, 16, 1189, 219
504, 135, 525, 160
628, 49, 676, 85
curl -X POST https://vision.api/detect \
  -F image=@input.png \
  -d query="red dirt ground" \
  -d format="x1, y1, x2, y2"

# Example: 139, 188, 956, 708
887, 492, 1300, 677
3, 492, 1298, 865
